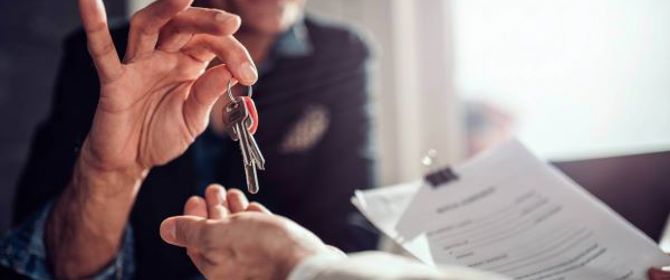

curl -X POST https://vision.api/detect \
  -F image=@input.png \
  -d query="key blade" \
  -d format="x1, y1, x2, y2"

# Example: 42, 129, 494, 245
238, 124, 259, 194
235, 124, 251, 166
226, 126, 240, 141
240, 116, 265, 170
244, 163, 259, 194
237, 117, 263, 168
247, 135, 266, 170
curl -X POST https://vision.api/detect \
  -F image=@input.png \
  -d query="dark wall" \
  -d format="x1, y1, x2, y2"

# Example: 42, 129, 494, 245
0, 1, 126, 233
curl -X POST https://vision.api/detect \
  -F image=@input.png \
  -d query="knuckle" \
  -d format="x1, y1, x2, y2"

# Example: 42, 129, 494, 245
130, 13, 153, 35
175, 226, 189, 243
176, 221, 202, 246
129, 13, 143, 27
162, 24, 181, 38
163, 0, 187, 12
201, 225, 219, 249
88, 41, 115, 58
210, 10, 226, 20
211, 11, 240, 34
85, 22, 108, 34
226, 47, 247, 63
203, 250, 226, 264
162, 20, 179, 32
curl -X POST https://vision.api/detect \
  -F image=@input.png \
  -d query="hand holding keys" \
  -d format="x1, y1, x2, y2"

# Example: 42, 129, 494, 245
223, 80, 265, 194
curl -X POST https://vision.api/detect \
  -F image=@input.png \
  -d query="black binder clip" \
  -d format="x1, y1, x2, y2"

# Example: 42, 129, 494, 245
425, 167, 459, 188
421, 149, 459, 188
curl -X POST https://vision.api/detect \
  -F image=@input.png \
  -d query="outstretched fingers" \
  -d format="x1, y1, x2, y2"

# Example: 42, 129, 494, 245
205, 184, 230, 219
183, 34, 258, 85
184, 195, 208, 218
157, 7, 241, 52
125, 0, 193, 61
226, 189, 249, 214
78, 0, 123, 83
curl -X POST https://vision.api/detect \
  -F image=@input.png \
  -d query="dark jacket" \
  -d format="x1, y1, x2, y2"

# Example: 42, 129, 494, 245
12, 17, 377, 279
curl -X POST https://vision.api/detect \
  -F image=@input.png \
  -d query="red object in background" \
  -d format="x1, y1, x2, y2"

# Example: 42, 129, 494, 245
648, 268, 670, 280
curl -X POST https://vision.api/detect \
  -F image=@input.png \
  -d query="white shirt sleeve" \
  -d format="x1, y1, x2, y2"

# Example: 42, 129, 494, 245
286, 251, 510, 280
287, 253, 347, 280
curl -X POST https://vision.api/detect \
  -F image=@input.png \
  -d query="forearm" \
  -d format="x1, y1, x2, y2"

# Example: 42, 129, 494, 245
45, 155, 146, 278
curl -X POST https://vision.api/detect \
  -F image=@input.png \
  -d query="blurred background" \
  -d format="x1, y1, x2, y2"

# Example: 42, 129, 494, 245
1, 0, 669, 234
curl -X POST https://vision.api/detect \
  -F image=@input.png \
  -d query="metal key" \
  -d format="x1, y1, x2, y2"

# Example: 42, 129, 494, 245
235, 84, 265, 170
224, 81, 265, 194
226, 97, 261, 193
237, 101, 265, 170
245, 126, 265, 170
241, 87, 266, 170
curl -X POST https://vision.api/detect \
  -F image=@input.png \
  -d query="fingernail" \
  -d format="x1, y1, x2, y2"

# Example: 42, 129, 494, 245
215, 12, 229, 22
218, 188, 227, 204
238, 61, 258, 84
164, 220, 176, 241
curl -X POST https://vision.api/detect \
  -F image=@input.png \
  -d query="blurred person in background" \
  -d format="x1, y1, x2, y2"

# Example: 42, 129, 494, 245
0, 0, 376, 279
464, 100, 515, 157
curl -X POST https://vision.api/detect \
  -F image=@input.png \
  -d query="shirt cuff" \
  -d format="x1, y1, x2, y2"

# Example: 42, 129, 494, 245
287, 253, 348, 280
0, 202, 135, 280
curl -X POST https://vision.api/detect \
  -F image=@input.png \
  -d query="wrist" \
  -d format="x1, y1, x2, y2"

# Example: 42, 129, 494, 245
46, 153, 145, 279
74, 150, 148, 200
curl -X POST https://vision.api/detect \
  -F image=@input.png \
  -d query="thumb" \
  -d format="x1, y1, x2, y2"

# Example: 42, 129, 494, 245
182, 64, 235, 137
160, 216, 207, 248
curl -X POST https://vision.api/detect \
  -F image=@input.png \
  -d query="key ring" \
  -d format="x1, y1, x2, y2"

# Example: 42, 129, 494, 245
227, 79, 254, 101
247, 85, 253, 98
227, 79, 235, 103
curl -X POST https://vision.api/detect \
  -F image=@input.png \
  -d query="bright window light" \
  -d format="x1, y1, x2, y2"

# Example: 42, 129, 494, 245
453, 0, 670, 160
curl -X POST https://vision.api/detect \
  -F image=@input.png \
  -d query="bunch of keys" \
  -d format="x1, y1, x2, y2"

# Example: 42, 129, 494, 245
223, 80, 265, 194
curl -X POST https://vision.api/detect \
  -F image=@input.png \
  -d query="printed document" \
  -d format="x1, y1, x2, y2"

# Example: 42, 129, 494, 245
355, 140, 670, 280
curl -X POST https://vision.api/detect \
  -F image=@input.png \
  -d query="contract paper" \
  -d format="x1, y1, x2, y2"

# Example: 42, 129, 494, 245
356, 140, 670, 280
351, 181, 434, 264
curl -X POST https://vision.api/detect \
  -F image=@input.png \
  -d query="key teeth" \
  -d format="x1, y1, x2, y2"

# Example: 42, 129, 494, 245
257, 161, 266, 170
249, 159, 264, 170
